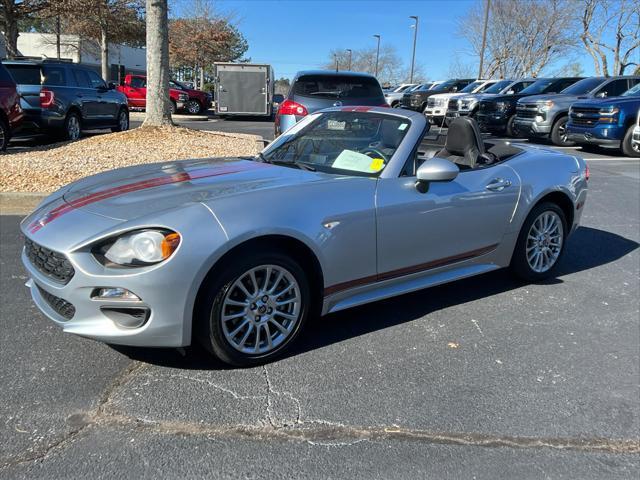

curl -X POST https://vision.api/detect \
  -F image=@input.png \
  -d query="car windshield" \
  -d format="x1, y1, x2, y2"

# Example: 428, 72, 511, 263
560, 77, 604, 95
394, 84, 413, 93
520, 79, 555, 95
622, 83, 640, 96
460, 81, 483, 93
484, 80, 512, 94
170, 80, 186, 90
3, 64, 41, 85
434, 80, 457, 90
293, 75, 382, 99
261, 111, 410, 177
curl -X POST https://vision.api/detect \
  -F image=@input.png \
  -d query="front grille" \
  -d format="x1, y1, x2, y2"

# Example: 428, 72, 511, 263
448, 99, 459, 111
37, 284, 75, 320
402, 95, 412, 107
25, 238, 75, 284
516, 108, 538, 119
571, 117, 597, 127
478, 101, 495, 113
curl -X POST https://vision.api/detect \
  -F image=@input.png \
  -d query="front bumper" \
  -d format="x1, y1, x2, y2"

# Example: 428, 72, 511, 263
476, 112, 509, 133
513, 118, 552, 136
424, 107, 446, 118
566, 125, 624, 147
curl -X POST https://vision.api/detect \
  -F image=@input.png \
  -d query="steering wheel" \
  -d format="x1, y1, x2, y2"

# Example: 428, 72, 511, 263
360, 147, 389, 163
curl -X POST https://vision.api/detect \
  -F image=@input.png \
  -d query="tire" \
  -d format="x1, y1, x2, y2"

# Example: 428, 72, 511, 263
62, 112, 82, 141
505, 115, 518, 137
169, 100, 177, 115
0, 118, 8, 152
550, 116, 575, 147
196, 250, 311, 367
111, 108, 129, 132
391, 101, 400, 108
187, 99, 202, 114
621, 125, 640, 158
510, 202, 567, 282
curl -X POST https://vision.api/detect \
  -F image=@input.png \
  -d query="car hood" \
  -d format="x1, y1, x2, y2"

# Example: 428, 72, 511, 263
518, 93, 586, 104
55, 158, 323, 222
571, 95, 640, 108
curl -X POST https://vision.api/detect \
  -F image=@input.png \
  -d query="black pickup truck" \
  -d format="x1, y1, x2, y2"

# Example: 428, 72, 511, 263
476, 77, 582, 137
401, 78, 474, 112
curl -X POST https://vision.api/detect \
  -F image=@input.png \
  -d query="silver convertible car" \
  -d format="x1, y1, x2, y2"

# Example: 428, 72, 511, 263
21, 108, 589, 366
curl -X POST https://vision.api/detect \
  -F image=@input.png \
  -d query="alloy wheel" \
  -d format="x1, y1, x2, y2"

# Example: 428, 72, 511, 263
118, 110, 129, 131
0, 126, 5, 150
220, 264, 301, 355
67, 116, 80, 140
526, 211, 563, 273
187, 100, 201, 114
558, 122, 568, 143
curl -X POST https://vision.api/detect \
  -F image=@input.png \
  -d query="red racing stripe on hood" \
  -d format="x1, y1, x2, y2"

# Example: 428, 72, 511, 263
28, 162, 269, 234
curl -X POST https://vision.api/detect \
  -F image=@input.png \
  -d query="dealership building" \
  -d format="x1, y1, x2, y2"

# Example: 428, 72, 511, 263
0, 32, 146, 82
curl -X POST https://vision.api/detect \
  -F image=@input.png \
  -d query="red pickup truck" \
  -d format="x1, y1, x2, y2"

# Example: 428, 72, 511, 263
117, 74, 188, 113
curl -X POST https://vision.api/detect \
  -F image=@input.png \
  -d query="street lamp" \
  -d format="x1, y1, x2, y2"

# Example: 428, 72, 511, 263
409, 15, 418, 83
373, 34, 381, 78
346, 49, 353, 71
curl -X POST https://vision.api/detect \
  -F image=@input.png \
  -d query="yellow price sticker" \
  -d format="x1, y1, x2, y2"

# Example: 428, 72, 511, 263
370, 158, 385, 172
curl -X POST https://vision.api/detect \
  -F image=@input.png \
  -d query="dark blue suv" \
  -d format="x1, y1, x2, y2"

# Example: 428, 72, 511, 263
2, 59, 129, 141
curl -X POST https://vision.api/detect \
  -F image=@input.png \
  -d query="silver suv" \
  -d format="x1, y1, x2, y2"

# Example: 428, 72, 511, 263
275, 71, 385, 136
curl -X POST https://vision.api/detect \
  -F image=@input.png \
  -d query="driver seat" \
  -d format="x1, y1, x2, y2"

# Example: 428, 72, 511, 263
434, 117, 486, 169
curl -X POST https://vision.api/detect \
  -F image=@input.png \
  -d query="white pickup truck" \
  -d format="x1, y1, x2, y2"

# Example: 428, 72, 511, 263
424, 79, 498, 126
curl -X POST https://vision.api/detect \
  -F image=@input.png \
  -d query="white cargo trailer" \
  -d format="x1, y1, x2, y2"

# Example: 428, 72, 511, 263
213, 63, 275, 116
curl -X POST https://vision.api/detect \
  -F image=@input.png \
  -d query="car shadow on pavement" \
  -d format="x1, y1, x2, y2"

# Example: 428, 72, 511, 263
112, 226, 638, 369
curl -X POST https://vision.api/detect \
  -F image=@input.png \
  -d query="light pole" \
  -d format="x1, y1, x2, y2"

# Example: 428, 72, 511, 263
409, 15, 418, 83
346, 49, 352, 71
478, 0, 491, 79
373, 34, 381, 78
334, 53, 338, 72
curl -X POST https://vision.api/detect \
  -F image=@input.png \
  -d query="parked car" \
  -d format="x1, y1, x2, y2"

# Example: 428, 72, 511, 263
425, 79, 499, 126
274, 70, 386, 136
476, 77, 583, 137
402, 78, 475, 112
632, 110, 640, 153
169, 80, 212, 114
2, 59, 129, 141
117, 74, 188, 114
515, 76, 640, 146
566, 82, 640, 157
0, 61, 23, 151
21, 108, 588, 367
445, 79, 536, 124
384, 83, 418, 107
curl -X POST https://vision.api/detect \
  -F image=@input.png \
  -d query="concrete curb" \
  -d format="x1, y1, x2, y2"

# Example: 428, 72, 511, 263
129, 112, 210, 122
1, 192, 47, 215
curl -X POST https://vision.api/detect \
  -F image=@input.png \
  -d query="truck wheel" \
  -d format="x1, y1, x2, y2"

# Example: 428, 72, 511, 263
550, 116, 575, 146
391, 101, 401, 108
63, 112, 82, 141
187, 100, 202, 114
506, 115, 518, 137
169, 100, 177, 115
621, 125, 640, 158
0, 118, 8, 151
111, 108, 129, 132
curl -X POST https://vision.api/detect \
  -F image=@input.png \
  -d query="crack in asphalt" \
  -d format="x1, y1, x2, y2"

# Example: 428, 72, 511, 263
2, 359, 639, 471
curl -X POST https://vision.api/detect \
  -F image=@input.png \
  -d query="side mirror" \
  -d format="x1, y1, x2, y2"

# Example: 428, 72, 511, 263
416, 158, 459, 193
596, 91, 607, 98
451, 86, 458, 92
108, 82, 117, 90
506, 89, 515, 94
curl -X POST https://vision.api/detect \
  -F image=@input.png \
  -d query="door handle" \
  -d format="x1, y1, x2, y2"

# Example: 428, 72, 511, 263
486, 178, 512, 191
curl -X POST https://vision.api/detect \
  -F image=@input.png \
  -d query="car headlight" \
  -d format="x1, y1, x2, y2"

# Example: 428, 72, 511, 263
539, 100, 554, 112
94, 229, 181, 267
599, 106, 619, 115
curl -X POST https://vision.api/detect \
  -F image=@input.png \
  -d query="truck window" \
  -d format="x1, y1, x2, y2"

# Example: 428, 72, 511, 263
42, 65, 67, 86
293, 75, 382, 99
597, 79, 632, 98
130, 77, 146, 88
72, 69, 92, 88
4, 64, 41, 85
86, 70, 106, 89
560, 77, 603, 95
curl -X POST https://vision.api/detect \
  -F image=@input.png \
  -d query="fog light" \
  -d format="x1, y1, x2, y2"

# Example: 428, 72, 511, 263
92, 287, 140, 301
535, 115, 543, 122
101, 307, 150, 328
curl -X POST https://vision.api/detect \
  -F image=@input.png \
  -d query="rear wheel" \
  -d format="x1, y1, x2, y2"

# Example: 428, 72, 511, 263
550, 116, 575, 146
111, 108, 129, 132
510, 202, 567, 282
621, 125, 640, 158
62, 112, 81, 141
0, 118, 8, 151
169, 100, 177, 114
187, 99, 202, 114
197, 251, 310, 367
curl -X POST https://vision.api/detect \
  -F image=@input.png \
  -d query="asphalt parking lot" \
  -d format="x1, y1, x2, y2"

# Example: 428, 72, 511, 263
1, 119, 639, 479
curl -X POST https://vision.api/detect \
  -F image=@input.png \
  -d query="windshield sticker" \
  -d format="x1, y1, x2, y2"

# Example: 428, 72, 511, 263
333, 150, 382, 173
398, 123, 408, 131
369, 158, 385, 172
327, 120, 346, 130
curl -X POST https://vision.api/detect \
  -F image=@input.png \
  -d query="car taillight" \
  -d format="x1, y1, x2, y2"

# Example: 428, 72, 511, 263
40, 89, 54, 108
585, 164, 590, 181
278, 99, 308, 116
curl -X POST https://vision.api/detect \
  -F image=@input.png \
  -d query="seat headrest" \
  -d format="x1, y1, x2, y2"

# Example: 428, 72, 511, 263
445, 117, 484, 157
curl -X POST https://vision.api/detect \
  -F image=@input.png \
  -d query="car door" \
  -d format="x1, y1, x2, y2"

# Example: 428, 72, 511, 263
124, 76, 146, 108
375, 163, 520, 277
70, 68, 99, 123
85, 70, 116, 121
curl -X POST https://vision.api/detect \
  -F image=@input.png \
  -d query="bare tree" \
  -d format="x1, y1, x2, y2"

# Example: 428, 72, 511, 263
143, 0, 172, 126
459, 0, 577, 78
580, 0, 640, 76
447, 54, 476, 78
0, 0, 48, 57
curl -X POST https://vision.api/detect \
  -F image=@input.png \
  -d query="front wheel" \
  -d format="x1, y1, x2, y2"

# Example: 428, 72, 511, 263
551, 116, 575, 146
621, 125, 640, 158
505, 115, 518, 137
197, 251, 310, 367
187, 99, 202, 114
169, 100, 177, 115
510, 202, 567, 282
63, 112, 82, 141
112, 108, 129, 132
0, 118, 8, 151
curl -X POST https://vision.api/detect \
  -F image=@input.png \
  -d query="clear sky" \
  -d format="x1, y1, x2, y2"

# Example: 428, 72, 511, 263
172, 0, 632, 81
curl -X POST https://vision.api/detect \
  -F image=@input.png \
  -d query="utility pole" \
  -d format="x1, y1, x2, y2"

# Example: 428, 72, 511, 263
478, 0, 491, 79
373, 34, 381, 77
346, 49, 352, 71
334, 53, 338, 72
409, 16, 418, 83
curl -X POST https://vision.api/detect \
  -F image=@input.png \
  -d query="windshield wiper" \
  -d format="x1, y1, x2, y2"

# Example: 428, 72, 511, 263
268, 159, 316, 171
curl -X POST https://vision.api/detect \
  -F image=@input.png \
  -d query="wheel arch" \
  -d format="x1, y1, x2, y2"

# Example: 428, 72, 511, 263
523, 189, 575, 234
190, 234, 325, 342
